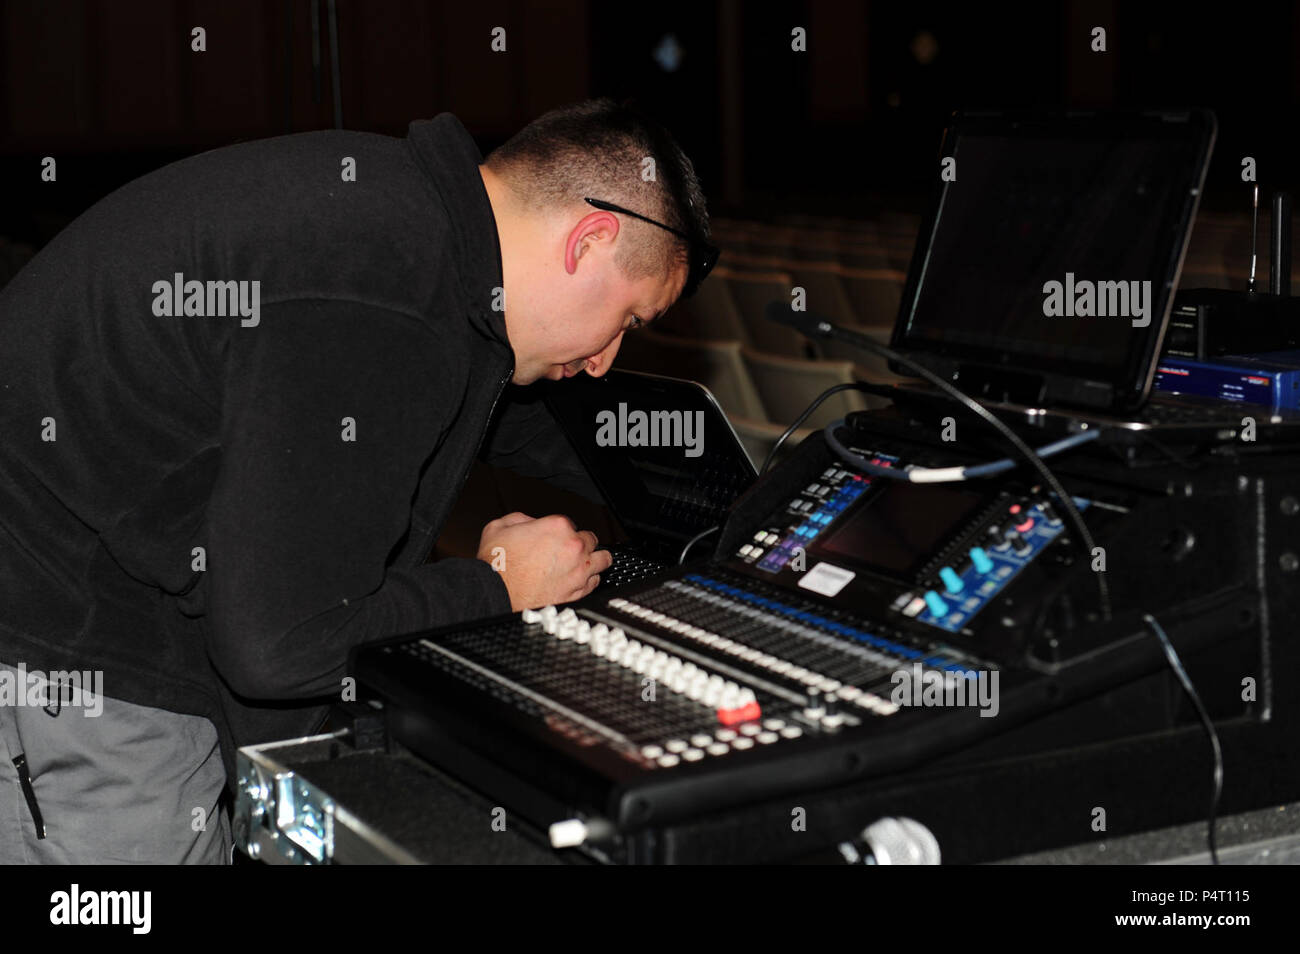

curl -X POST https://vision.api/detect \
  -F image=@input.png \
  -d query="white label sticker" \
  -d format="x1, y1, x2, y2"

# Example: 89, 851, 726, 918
797, 561, 857, 597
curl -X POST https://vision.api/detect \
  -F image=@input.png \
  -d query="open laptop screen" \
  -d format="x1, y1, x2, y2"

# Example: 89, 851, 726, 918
891, 110, 1215, 412
543, 369, 757, 546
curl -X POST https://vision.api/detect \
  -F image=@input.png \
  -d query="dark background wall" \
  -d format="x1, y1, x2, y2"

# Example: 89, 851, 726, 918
1, 0, 1298, 249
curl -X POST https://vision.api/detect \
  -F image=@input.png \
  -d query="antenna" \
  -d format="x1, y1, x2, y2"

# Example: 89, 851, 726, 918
1248, 184, 1259, 296
1270, 191, 1292, 297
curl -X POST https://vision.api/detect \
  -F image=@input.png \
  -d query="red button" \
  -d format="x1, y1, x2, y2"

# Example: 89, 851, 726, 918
1015, 518, 1035, 533
1009, 504, 1021, 514
717, 701, 762, 726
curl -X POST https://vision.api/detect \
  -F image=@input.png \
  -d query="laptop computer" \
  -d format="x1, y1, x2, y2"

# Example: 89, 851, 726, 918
884, 108, 1300, 444
543, 368, 758, 587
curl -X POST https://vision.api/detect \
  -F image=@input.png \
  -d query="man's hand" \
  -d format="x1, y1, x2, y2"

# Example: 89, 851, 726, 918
477, 512, 613, 611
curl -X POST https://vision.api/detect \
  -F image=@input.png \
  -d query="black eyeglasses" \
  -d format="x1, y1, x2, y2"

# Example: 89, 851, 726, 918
584, 197, 719, 298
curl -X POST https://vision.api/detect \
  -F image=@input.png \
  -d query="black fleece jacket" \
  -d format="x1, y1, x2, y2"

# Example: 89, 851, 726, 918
0, 114, 599, 782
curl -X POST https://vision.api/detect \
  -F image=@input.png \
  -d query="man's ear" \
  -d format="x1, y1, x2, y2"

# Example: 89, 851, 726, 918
565, 211, 620, 276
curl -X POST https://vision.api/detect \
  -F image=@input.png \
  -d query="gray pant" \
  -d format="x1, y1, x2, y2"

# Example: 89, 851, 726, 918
0, 661, 230, 864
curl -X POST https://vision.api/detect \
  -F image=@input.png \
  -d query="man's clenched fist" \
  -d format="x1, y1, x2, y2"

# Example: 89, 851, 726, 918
477, 512, 613, 611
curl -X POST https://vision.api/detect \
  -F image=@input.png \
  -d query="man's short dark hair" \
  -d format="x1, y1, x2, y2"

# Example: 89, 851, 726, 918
484, 98, 710, 285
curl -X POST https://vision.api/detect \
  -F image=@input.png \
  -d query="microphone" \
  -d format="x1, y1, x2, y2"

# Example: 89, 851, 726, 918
763, 302, 898, 392
764, 300, 836, 338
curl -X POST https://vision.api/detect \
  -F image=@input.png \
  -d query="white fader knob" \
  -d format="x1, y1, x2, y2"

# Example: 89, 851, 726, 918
549, 818, 588, 849
687, 671, 710, 701
703, 675, 725, 707
622, 639, 642, 665
548, 817, 612, 850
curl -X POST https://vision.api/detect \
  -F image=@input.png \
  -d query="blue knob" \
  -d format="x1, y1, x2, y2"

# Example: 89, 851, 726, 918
939, 566, 964, 594
924, 590, 949, 617
970, 547, 994, 574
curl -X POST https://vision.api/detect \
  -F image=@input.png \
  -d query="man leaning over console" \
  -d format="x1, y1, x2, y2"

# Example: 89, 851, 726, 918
0, 99, 715, 863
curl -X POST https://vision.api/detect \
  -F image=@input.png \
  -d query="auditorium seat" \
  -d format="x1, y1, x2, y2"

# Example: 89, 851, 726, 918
714, 252, 880, 337
785, 262, 859, 330
729, 416, 817, 471
833, 247, 896, 271
728, 234, 794, 262
667, 270, 751, 344
740, 347, 884, 430
834, 265, 906, 326
812, 324, 913, 385
719, 266, 815, 358
617, 330, 769, 422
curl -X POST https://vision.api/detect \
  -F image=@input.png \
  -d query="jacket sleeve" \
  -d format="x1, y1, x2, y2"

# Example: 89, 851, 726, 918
204, 299, 511, 700
479, 383, 605, 505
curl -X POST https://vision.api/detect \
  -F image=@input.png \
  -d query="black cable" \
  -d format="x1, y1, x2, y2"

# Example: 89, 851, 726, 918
823, 419, 1100, 481
678, 525, 720, 565
1142, 612, 1223, 865
760, 382, 867, 475
800, 324, 1110, 621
